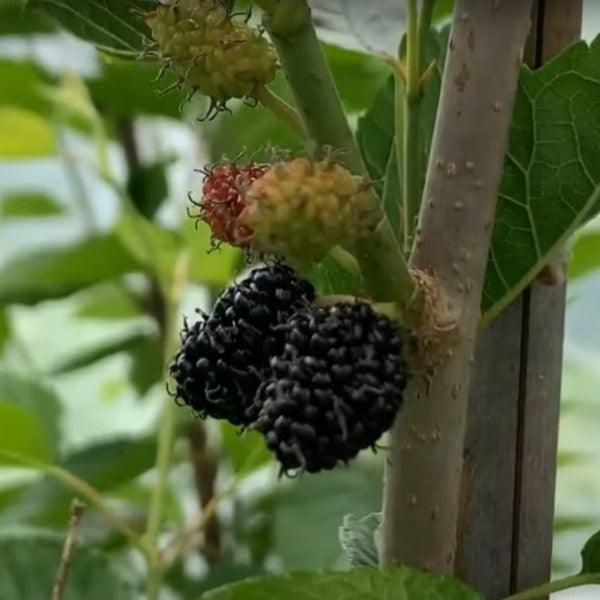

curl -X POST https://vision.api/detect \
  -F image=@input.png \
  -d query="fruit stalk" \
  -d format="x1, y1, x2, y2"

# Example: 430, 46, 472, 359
381, 0, 534, 571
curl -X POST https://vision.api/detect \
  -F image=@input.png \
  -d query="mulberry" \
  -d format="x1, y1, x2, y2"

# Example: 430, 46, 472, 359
145, 0, 278, 106
240, 157, 381, 261
190, 162, 270, 246
249, 303, 407, 474
170, 264, 314, 425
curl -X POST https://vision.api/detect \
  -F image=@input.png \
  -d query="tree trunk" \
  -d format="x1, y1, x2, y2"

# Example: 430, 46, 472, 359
381, 0, 534, 572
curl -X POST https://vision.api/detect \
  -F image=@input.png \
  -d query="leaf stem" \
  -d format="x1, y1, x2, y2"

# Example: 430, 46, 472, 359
145, 251, 190, 600
252, 85, 306, 136
501, 573, 600, 600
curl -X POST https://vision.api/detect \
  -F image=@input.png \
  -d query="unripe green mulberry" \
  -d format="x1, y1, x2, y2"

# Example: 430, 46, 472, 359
240, 157, 381, 261
145, 0, 278, 103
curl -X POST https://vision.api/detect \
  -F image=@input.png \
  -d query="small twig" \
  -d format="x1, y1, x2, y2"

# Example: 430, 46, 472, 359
51, 500, 86, 600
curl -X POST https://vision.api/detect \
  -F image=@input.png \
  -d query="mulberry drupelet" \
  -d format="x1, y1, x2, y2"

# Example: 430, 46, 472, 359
170, 264, 314, 425
248, 302, 408, 474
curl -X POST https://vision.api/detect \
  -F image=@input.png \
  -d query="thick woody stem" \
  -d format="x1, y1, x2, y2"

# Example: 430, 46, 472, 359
381, 0, 534, 571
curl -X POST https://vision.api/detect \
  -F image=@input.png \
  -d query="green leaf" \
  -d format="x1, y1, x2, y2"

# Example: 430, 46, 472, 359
311, 0, 454, 54
0, 232, 143, 305
116, 215, 182, 285
569, 229, 600, 280
89, 55, 186, 118
187, 221, 242, 288
199, 566, 482, 600
0, 3, 56, 35
127, 158, 173, 219
33, 0, 152, 57
273, 467, 382, 569
0, 372, 61, 459
483, 37, 600, 320
306, 251, 364, 296
1, 436, 156, 526
75, 283, 141, 320
0, 310, 10, 354
0, 58, 53, 115
581, 529, 600, 574
0, 106, 55, 158
0, 403, 53, 465
1, 191, 64, 217
339, 512, 380, 567
359, 32, 600, 321
357, 29, 445, 233
324, 44, 390, 113
0, 527, 137, 600
220, 423, 271, 475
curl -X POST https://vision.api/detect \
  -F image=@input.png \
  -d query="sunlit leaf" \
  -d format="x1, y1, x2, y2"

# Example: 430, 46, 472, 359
0, 403, 53, 465
0, 106, 55, 158
0, 191, 64, 217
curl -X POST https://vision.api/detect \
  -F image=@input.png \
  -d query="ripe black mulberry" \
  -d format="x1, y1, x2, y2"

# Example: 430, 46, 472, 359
249, 302, 408, 474
170, 264, 314, 425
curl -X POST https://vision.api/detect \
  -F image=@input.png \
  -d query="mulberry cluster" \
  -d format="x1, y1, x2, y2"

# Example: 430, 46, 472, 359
248, 303, 408, 474
171, 268, 407, 474
170, 264, 314, 425
145, 0, 278, 105
191, 162, 270, 246
240, 157, 381, 260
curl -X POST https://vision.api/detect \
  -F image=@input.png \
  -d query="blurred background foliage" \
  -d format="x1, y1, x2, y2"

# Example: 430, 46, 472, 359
0, 0, 599, 597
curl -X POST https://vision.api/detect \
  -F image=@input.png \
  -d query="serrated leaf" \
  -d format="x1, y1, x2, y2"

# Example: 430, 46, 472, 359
1, 191, 64, 217
359, 32, 600, 322
483, 37, 600, 320
339, 512, 381, 567
310, 0, 454, 54
581, 529, 600, 574
199, 566, 482, 600
0, 527, 137, 600
34, 0, 152, 57
0, 233, 143, 304
0, 372, 61, 459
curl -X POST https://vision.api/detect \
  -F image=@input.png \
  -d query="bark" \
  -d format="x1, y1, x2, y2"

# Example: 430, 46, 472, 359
381, 0, 534, 572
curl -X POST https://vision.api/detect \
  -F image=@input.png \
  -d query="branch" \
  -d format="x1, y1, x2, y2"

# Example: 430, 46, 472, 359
252, 85, 306, 135
264, 0, 419, 307
381, 0, 534, 571
52, 500, 86, 600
